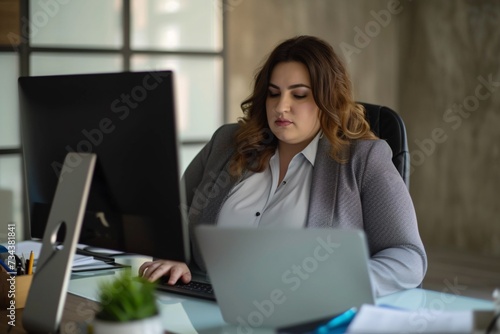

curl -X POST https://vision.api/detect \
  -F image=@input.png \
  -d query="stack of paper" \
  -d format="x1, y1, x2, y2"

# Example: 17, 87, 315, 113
72, 253, 98, 266
12, 240, 117, 272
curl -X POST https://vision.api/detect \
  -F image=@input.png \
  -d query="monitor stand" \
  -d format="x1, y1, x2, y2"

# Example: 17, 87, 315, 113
23, 153, 96, 333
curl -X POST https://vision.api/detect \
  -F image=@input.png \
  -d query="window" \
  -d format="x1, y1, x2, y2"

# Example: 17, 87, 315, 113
0, 0, 225, 241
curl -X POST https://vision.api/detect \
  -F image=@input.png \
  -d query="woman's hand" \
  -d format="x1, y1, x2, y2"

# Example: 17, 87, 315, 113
139, 260, 192, 285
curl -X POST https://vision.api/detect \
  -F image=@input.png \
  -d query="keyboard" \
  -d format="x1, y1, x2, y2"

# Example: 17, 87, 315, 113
156, 278, 216, 301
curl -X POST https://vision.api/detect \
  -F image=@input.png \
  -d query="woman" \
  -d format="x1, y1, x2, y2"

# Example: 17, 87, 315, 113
140, 35, 427, 297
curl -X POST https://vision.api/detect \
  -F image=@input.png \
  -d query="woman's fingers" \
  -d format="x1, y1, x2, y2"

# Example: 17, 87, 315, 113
138, 261, 153, 277
138, 260, 191, 284
168, 264, 192, 285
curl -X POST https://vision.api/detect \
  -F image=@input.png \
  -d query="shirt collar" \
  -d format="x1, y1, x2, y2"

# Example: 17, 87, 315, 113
300, 131, 322, 166
271, 131, 322, 167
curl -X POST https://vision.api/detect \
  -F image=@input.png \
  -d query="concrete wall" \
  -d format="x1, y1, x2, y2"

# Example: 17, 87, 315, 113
399, 0, 500, 254
226, 0, 500, 255
225, 0, 402, 120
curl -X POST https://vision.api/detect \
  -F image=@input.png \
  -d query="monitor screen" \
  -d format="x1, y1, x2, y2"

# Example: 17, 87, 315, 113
19, 71, 189, 262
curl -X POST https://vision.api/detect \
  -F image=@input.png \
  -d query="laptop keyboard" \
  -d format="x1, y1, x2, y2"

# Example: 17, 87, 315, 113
156, 278, 216, 301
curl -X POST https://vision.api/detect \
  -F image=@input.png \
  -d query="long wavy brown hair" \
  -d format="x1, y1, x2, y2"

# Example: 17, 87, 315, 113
229, 35, 377, 177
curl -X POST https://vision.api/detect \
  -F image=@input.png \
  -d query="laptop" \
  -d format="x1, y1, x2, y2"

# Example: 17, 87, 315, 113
193, 226, 375, 329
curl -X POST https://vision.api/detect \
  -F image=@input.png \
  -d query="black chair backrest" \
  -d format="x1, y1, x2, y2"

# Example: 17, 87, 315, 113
359, 102, 410, 189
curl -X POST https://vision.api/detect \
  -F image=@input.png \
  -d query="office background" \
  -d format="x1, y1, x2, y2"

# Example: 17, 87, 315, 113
0, 0, 499, 296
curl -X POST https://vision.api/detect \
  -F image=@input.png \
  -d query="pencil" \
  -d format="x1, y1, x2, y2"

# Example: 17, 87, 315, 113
27, 251, 34, 275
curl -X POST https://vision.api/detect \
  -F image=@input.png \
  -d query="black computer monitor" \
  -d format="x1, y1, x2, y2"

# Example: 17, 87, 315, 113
19, 71, 189, 262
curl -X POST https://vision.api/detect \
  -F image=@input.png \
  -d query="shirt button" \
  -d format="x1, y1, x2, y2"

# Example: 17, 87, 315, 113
255, 212, 261, 217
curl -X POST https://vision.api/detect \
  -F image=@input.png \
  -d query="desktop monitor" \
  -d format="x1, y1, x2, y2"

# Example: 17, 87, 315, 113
19, 70, 189, 262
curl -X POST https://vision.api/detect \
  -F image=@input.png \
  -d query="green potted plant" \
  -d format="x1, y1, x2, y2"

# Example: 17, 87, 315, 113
92, 269, 162, 334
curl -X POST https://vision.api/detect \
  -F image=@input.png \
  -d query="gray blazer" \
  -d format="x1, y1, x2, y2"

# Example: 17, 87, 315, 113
182, 124, 427, 296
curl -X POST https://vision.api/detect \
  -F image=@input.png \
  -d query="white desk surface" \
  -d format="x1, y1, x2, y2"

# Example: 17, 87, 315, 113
68, 267, 495, 334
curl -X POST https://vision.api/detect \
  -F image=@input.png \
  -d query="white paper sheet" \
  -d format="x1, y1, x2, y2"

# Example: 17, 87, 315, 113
347, 304, 473, 333
9, 240, 106, 270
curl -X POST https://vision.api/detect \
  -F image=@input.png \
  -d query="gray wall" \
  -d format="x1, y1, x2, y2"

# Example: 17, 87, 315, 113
225, 0, 500, 255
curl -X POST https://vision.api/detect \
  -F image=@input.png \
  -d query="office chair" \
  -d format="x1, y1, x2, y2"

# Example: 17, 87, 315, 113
359, 102, 410, 189
359, 103, 422, 288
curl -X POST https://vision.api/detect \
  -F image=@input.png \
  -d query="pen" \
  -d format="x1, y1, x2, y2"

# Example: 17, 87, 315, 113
315, 307, 357, 334
27, 250, 35, 275
76, 248, 116, 264
14, 254, 24, 275
21, 253, 26, 271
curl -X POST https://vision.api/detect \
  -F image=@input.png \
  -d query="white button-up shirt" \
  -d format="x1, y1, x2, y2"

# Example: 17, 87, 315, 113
217, 132, 321, 228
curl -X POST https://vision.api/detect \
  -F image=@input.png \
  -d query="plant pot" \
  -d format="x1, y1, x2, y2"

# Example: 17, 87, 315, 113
92, 314, 163, 334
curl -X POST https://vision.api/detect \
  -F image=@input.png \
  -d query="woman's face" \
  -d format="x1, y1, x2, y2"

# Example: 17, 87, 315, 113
266, 61, 321, 151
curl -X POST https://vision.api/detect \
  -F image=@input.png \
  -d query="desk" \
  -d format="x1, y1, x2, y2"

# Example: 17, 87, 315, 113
69, 270, 497, 333
1, 269, 495, 334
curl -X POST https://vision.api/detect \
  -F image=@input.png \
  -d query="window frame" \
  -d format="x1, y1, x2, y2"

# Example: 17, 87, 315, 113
0, 0, 227, 240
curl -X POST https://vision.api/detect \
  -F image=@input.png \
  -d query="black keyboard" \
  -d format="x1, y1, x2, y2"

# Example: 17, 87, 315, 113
156, 278, 216, 301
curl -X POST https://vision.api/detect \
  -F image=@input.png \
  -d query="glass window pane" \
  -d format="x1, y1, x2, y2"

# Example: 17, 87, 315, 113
131, 55, 223, 141
0, 53, 20, 149
131, 0, 222, 51
31, 53, 122, 76
180, 144, 204, 174
0, 155, 23, 242
30, 0, 122, 48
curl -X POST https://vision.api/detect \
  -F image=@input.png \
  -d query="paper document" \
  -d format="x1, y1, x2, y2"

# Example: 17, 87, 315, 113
9, 240, 112, 271
12, 240, 43, 260
347, 304, 473, 333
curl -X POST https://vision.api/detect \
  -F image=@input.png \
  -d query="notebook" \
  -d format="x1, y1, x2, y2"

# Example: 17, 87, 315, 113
194, 226, 375, 329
